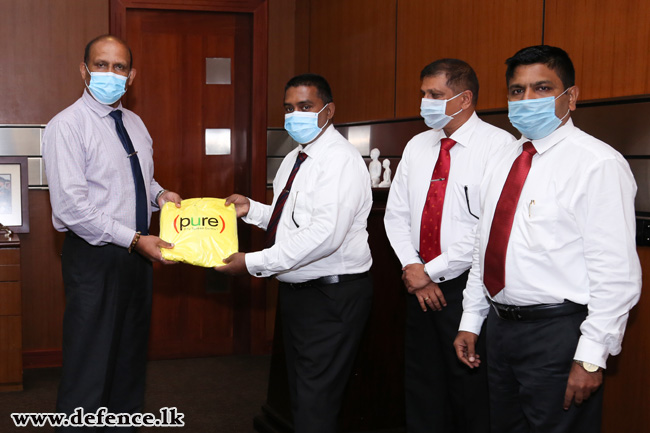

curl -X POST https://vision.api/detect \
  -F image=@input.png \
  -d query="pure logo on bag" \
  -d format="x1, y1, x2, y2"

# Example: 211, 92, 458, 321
173, 215, 225, 233
159, 198, 238, 267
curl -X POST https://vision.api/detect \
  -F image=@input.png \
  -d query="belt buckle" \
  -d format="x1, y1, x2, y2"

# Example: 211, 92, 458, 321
496, 304, 522, 321
287, 282, 303, 290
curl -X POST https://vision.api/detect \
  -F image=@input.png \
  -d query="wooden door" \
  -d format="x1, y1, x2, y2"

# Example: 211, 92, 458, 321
112, 1, 268, 358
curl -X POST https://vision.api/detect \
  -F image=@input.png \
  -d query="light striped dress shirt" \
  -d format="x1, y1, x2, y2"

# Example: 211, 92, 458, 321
43, 90, 164, 248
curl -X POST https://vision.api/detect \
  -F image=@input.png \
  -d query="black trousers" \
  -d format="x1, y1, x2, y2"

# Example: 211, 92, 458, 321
486, 308, 603, 433
56, 233, 153, 432
279, 274, 373, 433
405, 270, 490, 433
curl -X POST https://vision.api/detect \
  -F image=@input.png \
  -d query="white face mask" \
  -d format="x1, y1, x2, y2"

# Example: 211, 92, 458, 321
420, 92, 464, 130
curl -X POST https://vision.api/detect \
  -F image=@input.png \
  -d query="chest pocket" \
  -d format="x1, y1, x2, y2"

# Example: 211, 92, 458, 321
286, 190, 313, 229
520, 201, 559, 252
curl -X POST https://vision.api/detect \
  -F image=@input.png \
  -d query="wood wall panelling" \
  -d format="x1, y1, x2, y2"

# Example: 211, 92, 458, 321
395, 0, 543, 118
267, 0, 310, 127
20, 191, 66, 361
0, 316, 22, 391
601, 246, 650, 433
0, 236, 22, 391
0, 0, 108, 124
308, 0, 397, 123
1, 0, 106, 367
545, 0, 650, 101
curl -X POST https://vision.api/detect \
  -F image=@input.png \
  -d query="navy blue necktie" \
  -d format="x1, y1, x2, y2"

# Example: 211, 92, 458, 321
109, 110, 149, 236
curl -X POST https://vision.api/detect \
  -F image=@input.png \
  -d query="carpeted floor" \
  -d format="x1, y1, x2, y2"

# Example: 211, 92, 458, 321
0, 355, 271, 432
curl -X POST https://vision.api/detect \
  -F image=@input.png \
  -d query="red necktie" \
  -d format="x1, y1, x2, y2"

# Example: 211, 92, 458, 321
266, 152, 308, 248
419, 138, 456, 262
484, 142, 537, 296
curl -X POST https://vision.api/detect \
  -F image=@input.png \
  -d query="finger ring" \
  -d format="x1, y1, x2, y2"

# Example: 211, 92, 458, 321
424, 297, 430, 301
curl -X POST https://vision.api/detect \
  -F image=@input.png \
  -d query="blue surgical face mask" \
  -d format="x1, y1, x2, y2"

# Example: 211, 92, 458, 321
508, 87, 571, 140
85, 64, 129, 105
420, 92, 463, 130
284, 103, 330, 144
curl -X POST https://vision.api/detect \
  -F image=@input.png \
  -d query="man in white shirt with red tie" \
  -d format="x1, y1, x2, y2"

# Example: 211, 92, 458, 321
384, 59, 514, 433
454, 45, 641, 433
215, 73, 373, 433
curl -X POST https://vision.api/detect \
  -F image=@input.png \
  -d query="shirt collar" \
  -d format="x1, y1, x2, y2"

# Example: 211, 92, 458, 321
82, 89, 124, 119
445, 111, 479, 148
525, 117, 575, 155
298, 123, 335, 159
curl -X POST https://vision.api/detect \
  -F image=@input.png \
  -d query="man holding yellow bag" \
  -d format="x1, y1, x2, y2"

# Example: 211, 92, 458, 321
43, 35, 182, 431
215, 74, 373, 433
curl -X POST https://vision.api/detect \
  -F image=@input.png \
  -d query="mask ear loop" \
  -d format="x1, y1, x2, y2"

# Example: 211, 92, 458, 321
556, 87, 573, 122
559, 108, 571, 122
554, 86, 572, 100
449, 107, 463, 118
83, 64, 93, 94
447, 91, 466, 118
317, 103, 331, 130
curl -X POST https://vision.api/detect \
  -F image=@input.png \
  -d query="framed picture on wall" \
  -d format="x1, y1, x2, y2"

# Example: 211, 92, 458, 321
0, 157, 29, 233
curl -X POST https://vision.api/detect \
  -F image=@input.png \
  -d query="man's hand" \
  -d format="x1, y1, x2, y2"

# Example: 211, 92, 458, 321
453, 331, 481, 369
224, 194, 250, 218
402, 263, 432, 293
157, 190, 182, 208
134, 235, 177, 264
563, 362, 603, 410
412, 282, 447, 311
214, 252, 248, 276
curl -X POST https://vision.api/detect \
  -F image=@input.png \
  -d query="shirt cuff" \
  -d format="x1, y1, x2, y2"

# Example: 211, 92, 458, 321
245, 250, 272, 278
242, 198, 263, 226
425, 254, 449, 282
114, 226, 138, 249
573, 336, 609, 369
458, 312, 486, 335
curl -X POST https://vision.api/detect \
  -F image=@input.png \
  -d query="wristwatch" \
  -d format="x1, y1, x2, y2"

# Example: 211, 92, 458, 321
575, 360, 601, 373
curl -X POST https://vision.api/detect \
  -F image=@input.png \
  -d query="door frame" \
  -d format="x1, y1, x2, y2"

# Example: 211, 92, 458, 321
109, 0, 269, 355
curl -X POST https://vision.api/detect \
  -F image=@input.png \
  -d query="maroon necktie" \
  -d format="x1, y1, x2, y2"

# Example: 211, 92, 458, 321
265, 152, 308, 247
484, 142, 537, 296
419, 138, 456, 262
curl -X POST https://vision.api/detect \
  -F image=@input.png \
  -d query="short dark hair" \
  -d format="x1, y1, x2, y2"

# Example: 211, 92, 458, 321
285, 73, 333, 104
84, 34, 133, 69
505, 45, 575, 89
420, 58, 479, 105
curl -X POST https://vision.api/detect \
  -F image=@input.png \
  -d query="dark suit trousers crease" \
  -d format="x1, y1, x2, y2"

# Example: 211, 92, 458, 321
405, 270, 490, 433
56, 234, 153, 432
280, 275, 373, 433
486, 308, 603, 433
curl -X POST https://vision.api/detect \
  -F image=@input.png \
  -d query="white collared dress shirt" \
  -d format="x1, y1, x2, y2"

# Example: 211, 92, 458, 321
244, 125, 373, 283
384, 112, 515, 282
43, 90, 164, 248
459, 118, 642, 368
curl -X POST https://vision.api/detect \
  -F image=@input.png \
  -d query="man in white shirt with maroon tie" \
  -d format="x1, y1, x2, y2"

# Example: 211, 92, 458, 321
454, 45, 641, 433
384, 59, 514, 433
216, 74, 373, 433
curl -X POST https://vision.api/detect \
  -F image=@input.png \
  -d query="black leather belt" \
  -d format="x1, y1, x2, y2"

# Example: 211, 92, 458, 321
66, 231, 81, 239
282, 272, 370, 290
490, 299, 587, 321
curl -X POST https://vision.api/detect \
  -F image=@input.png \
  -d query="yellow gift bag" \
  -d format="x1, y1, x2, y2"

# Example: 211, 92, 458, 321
159, 197, 238, 267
